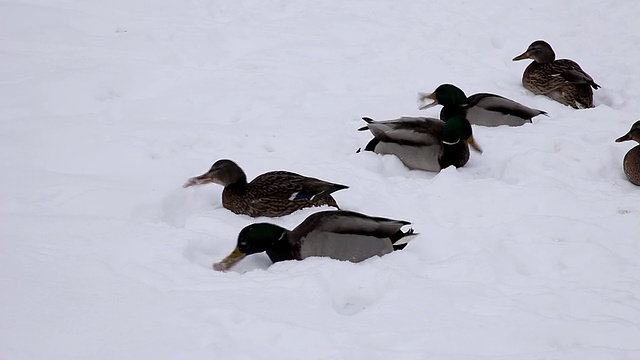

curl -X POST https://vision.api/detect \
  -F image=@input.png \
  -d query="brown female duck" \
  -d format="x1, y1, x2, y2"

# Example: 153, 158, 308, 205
615, 121, 640, 186
183, 159, 348, 217
513, 40, 600, 109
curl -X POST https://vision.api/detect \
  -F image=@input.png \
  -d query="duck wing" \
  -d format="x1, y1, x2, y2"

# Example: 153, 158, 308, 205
551, 59, 600, 89
292, 210, 416, 262
560, 69, 600, 89
359, 117, 443, 146
250, 171, 348, 201
468, 93, 546, 117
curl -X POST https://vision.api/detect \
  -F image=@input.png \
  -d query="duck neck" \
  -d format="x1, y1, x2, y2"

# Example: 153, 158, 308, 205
222, 173, 249, 197
265, 231, 297, 263
439, 140, 470, 169
440, 105, 466, 122
538, 49, 555, 63
523, 60, 541, 78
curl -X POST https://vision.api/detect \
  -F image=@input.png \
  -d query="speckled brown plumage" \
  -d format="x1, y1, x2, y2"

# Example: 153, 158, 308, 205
621, 146, 640, 186
183, 159, 348, 217
513, 40, 599, 109
615, 121, 640, 186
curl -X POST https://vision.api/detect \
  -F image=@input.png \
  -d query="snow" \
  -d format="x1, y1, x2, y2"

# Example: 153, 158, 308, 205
2, 0, 640, 359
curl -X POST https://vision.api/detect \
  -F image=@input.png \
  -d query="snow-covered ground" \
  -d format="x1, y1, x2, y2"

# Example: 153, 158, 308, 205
2, 1, 640, 359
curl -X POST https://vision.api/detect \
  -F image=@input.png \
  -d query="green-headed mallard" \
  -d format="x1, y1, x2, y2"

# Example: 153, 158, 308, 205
615, 121, 640, 186
418, 83, 547, 127
213, 210, 416, 271
512, 40, 600, 109
357, 115, 482, 171
183, 159, 348, 217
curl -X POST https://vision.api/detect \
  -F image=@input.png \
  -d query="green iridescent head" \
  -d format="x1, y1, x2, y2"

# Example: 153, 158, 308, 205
419, 84, 468, 109
213, 223, 288, 271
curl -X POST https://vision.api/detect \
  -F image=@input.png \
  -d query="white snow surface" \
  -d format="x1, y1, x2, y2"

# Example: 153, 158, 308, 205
2, 1, 640, 359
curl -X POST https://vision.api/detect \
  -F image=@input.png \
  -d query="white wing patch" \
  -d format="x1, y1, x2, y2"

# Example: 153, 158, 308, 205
288, 191, 300, 200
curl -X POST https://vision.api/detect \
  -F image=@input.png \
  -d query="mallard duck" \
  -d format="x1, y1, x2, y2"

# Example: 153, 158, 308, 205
213, 210, 417, 271
357, 115, 482, 171
183, 159, 348, 217
418, 83, 547, 127
512, 40, 600, 109
615, 121, 640, 186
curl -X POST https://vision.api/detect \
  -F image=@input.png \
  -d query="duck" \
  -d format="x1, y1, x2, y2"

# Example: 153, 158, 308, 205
512, 40, 600, 109
213, 210, 417, 271
615, 121, 640, 186
418, 83, 547, 127
357, 115, 482, 171
183, 159, 348, 217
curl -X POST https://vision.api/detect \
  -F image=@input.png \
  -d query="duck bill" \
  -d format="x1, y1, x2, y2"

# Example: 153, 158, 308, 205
615, 133, 631, 143
466, 136, 483, 153
213, 247, 246, 271
418, 92, 438, 110
183, 172, 215, 188
512, 51, 530, 61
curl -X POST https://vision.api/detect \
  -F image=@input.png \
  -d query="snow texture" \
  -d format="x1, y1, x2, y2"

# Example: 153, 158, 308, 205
2, 0, 640, 359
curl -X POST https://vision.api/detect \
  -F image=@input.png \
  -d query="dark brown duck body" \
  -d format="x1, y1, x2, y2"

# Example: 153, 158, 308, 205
184, 159, 348, 217
513, 41, 599, 109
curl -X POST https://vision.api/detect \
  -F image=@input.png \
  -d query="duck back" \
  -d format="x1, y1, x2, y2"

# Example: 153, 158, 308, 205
465, 93, 544, 126
523, 61, 595, 109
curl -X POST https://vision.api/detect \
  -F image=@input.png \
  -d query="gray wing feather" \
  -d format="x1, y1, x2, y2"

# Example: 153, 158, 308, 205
471, 94, 546, 118
362, 117, 442, 146
464, 94, 546, 126
292, 211, 415, 262
299, 232, 393, 262
312, 212, 408, 234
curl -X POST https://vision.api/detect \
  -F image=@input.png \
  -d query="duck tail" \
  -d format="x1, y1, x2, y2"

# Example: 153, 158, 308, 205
391, 228, 418, 251
357, 117, 375, 131
328, 183, 349, 194
306, 183, 349, 201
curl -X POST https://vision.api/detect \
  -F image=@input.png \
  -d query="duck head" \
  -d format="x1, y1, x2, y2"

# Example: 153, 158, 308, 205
513, 40, 556, 63
615, 120, 640, 144
213, 223, 288, 271
419, 83, 468, 110
183, 159, 247, 188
